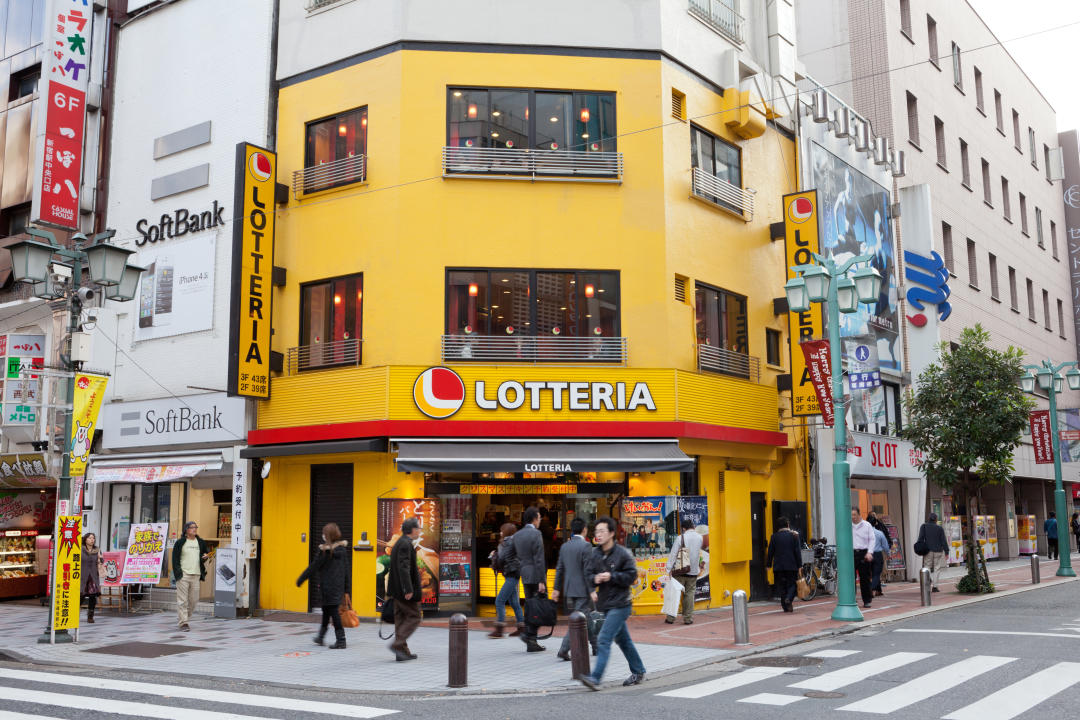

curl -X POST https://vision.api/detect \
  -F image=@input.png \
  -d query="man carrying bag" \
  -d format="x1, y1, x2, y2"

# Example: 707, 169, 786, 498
665, 517, 702, 625
512, 507, 548, 652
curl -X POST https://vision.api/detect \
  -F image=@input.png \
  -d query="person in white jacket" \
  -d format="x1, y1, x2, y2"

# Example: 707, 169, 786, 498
665, 518, 703, 625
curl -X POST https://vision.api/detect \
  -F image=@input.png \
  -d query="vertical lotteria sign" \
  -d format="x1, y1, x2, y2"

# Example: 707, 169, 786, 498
783, 191, 826, 417
1030, 410, 1054, 464
32, 0, 93, 230
51, 515, 81, 636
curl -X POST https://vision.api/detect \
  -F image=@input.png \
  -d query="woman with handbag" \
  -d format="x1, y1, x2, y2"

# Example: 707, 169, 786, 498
489, 523, 524, 638
296, 522, 350, 649
81, 533, 105, 623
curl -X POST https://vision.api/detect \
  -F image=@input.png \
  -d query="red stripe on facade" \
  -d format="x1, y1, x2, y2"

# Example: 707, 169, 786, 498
247, 420, 788, 447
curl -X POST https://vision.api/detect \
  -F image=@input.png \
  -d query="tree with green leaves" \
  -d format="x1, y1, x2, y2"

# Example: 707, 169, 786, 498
900, 324, 1034, 593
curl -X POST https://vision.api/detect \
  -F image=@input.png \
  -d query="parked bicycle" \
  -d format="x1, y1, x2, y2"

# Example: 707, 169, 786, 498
798, 537, 838, 600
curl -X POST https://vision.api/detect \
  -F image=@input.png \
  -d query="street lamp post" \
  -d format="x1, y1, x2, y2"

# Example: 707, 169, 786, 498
8, 228, 144, 643
785, 251, 881, 622
1021, 360, 1080, 578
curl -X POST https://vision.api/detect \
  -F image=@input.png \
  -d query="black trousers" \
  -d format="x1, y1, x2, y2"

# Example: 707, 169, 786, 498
522, 583, 540, 642
1048, 538, 1059, 559
871, 551, 885, 592
854, 551, 873, 605
318, 604, 345, 643
774, 570, 797, 607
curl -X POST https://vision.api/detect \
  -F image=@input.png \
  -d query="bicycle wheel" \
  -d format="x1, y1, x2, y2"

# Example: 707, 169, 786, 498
821, 564, 838, 596
799, 564, 818, 601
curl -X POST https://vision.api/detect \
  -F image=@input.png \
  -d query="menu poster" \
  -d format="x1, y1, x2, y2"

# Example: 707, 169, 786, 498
677, 496, 711, 602
621, 496, 677, 609
884, 524, 905, 570
438, 550, 471, 596
119, 523, 168, 584
375, 499, 442, 612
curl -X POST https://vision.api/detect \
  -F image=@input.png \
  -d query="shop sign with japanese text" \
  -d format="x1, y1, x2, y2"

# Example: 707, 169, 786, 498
51, 515, 81, 632
1030, 410, 1054, 464
228, 143, 276, 399
799, 339, 834, 427
783, 191, 826, 417
33, 0, 93, 230
0, 453, 51, 489
120, 523, 167, 584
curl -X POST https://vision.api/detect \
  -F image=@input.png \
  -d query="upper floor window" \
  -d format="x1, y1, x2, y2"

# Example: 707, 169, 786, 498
927, 16, 939, 66
299, 273, 363, 369
448, 87, 615, 153
446, 268, 619, 340
1012, 109, 1021, 150
303, 107, 368, 191
9, 67, 38, 102
994, 90, 1003, 133
1029, 127, 1038, 167
951, 42, 962, 89
974, 67, 984, 112
695, 283, 748, 354
690, 125, 742, 211
899, 0, 912, 38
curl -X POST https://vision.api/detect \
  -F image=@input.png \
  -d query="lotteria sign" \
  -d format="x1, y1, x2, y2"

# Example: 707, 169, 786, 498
413, 367, 657, 419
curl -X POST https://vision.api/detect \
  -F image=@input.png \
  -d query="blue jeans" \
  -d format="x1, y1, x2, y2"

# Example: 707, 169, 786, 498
495, 574, 522, 624
588, 604, 645, 681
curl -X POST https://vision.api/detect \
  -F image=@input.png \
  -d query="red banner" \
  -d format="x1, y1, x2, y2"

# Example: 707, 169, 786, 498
800, 339, 834, 427
1030, 410, 1054, 464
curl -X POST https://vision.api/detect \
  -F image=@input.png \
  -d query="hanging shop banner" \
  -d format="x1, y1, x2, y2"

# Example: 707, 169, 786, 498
91, 463, 207, 485
69, 373, 107, 481
1059, 130, 1080, 360
227, 142, 276, 399
783, 191, 826, 417
32, 1, 93, 230
119, 523, 167, 584
0, 453, 51, 489
1030, 410, 1054, 464
438, 550, 472, 597
884, 523, 905, 570
799, 339, 834, 427
809, 142, 902, 372
135, 233, 216, 341
459, 483, 577, 495
51, 515, 81, 632
677, 496, 711, 603
375, 499, 441, 613
101, 550, 125, 588
1, 334, 46, 427
620, 496, 677, 610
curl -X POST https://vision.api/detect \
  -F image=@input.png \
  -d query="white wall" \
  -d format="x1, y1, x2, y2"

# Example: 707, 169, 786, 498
103, 0, 273, 404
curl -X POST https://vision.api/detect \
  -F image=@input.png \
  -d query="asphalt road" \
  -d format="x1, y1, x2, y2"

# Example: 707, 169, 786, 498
4, 581, 1080, 719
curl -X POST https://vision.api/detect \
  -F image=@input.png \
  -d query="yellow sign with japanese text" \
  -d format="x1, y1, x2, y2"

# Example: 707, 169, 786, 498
69, 373, 108, 478
51, 515, 81, 632
783, 191, 826, 417
228, 142, 276, 398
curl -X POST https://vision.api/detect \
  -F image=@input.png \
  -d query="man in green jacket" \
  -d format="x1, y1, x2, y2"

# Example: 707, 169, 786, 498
171, 521, 210, 631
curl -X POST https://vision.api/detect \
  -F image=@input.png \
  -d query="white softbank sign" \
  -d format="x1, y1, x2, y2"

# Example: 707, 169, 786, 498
475, 380, 656, 411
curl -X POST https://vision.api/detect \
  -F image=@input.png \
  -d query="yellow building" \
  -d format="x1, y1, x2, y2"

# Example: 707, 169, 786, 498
248, 3, 806, 617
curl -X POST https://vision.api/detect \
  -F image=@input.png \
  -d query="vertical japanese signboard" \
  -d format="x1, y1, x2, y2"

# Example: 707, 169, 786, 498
783, 191, 825, 417
1030, 410, 1054, 464
69, 373, 107, 514
51, 515, 81, 636
1058, 130, 1080, 359
33, 0, 93, 230
2, 334, 46, 427
231, 465, 246, 549
799, 338, 834, 427
228, 143, 276, 399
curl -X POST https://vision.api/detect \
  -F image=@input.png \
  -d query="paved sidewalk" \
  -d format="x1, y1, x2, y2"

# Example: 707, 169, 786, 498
0, 553, 1072, 694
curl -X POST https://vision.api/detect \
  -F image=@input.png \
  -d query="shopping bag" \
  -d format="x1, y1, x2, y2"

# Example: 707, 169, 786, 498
661, 575, 684, 617
796, 576, 811, 600
339, 593, 360, 628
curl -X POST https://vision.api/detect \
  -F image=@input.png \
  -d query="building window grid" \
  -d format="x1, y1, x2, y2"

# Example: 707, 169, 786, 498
1019, 193, 1028, 235
1051, 220, 1059, 259
989, 253, 999, 299
960, 139, 970, 187
974, 67, 984, 112
1043, 289, 1052, 330
966, 238, 978, 288
1035, 207, 1044, 247
1009, 267, 1018, 310
1059, 299, 1066, 337
995, 90, 1004, 133
1045, 145, 1053, 182
927, 16, 939, 66
907, 92, 920, 146
1012, 110, 1021, 151
1029, 128, 1038, 167
900, 0, 912, 38
935, 117, 947, 167
1001, 177, 1010, 220
982, 159, 992, 205
765, 328, 782, 367
1027, 278, 1036, 321
942, 222, 954, 274
951, 42, 962, 88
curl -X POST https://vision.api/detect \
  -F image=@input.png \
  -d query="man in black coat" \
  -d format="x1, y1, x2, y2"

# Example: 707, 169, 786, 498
553, 517, 597, 660
387, 518, 422, 661
766, 516, 803, 613
511, 506, 547, 652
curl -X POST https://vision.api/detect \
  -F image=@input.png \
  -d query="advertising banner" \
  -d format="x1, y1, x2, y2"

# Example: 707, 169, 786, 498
438, 550, 472, 596
884, 524, 905, 570
1030, 410, 1054, 464
120, 523, 167, 584
0, 453, 51, 490
1058, 130, 1080, 358
375, 499, 441, 612
32, 0, 92, 230
677, 496, 711, 602
135, 234, 216, 340
783, 191, 826, 417
0, 491, 53, 529
621, 496, 677, 610
1, 334, 45, 427
809, 142, 901, 372
1018, 515, 1037, 555
51, 515, 81, 632
214, 545, 238, 619
69, 372, 107, 482
228, 143, 276, 399
946, 516, 964, 565
100, 551, 125, 588
800, 339, 834, 427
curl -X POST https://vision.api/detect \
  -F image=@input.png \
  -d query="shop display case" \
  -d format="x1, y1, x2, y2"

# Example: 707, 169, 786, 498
0, 529, 46, 598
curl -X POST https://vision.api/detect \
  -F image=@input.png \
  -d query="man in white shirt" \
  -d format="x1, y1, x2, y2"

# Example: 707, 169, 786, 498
850, 509, 876, 608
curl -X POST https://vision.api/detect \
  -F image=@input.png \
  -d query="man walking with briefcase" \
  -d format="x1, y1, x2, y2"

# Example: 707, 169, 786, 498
512, 506, 548, 652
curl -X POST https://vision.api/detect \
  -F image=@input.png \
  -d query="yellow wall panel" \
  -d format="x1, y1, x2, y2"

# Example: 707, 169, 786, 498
675, 370, 779, 432
259, 460, 311, 612
720, 469, 751, 564
258, 366, 389, 429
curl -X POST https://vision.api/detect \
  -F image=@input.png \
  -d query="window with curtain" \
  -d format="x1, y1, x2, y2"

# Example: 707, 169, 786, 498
690, 125, 742, 211
299, 274, 363, 368
695, 283, 748, 353
304, 107, 368, 190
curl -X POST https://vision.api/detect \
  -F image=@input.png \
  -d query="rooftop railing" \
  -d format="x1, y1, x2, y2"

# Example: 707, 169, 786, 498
292, 154, 366, 197
698, 344, 760, 382
691, 167, 756, 220
441, 335, 628, 364
285, 338, 362, 374
442, 146, 623, 183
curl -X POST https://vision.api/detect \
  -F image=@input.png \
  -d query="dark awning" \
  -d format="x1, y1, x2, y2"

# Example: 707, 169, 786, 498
393, 439, 695, 473
239, 438, 388, 459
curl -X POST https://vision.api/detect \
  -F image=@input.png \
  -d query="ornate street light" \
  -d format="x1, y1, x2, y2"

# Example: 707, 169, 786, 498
784, 275, 810, 313
8, 238, 56, 285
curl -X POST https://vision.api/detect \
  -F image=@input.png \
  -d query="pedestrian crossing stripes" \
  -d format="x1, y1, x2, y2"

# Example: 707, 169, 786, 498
0, 668, 397, 719
654, 650, 1080, 719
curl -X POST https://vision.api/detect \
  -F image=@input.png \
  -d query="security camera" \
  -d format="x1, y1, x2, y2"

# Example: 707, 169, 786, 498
76, 287, 96, 303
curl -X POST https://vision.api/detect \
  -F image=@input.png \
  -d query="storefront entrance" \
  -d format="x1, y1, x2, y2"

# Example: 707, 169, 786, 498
309, 464, 353, 610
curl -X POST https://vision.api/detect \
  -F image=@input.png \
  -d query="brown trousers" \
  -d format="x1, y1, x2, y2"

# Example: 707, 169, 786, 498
391, 598, 421, 652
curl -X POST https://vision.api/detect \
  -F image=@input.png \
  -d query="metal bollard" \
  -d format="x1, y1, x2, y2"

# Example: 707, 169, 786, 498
448, 613, 468, 688
1031, 554, 1041, 584
732, 590, 750, 645
919, 567, 932, 606
568, 610, 591, 679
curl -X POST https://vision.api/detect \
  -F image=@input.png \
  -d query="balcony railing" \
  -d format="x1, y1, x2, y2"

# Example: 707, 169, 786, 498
305, 0, 346, 11
698, 344, 760, 382
688, 0, 745, 44
691, 167, 756, 220
442, 147, 623, 183
292, 154, 366, 197
442, 335, 628, 365
285, 338, 362, 374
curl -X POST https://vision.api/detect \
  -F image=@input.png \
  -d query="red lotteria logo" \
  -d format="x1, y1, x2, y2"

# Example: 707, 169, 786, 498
248, 152, 273, 182
76, 376, 90, 389
787, 196, 814, 223
413, 367, 466, 419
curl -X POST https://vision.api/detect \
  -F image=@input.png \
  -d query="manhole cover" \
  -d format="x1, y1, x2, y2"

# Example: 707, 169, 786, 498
84, 642, 204, 658
804, 691, 846, 699
739, 656, 824, 668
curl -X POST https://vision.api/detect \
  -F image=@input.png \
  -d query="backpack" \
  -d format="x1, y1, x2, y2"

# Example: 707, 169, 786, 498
490, 547, 505, 574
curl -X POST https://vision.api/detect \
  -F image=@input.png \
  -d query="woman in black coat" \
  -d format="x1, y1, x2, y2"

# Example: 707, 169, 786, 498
297, 522, 350, 649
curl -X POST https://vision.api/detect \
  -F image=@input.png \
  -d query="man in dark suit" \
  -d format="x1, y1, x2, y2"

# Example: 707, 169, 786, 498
553, 517, 596, 661
512, 506, 547, 652
388, 517, 422, 661
766, 516, 803, 613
